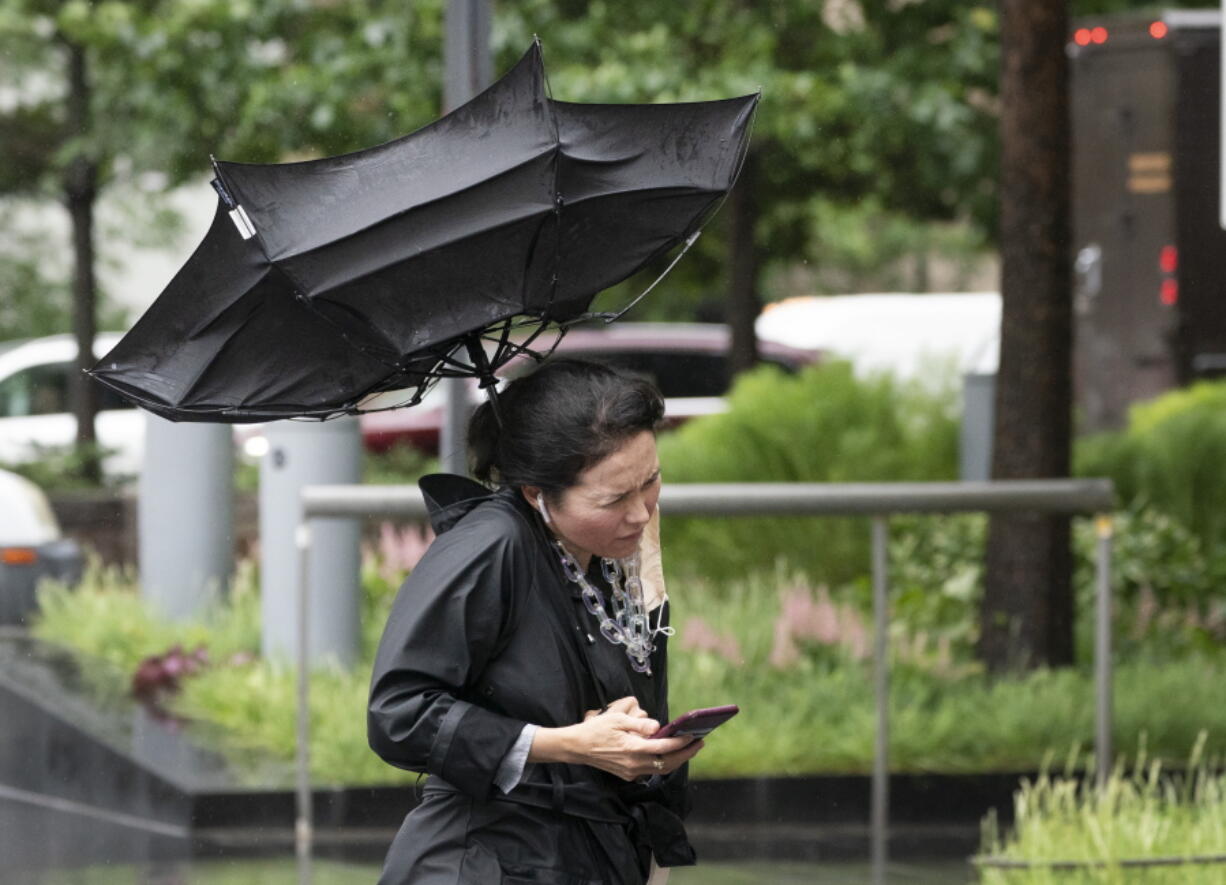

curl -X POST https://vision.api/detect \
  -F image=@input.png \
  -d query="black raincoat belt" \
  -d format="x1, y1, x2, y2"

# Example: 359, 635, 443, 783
423, 778, 697, 870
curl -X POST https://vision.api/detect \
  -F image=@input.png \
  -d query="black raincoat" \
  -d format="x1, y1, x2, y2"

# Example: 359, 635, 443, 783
368, 475, 694, 885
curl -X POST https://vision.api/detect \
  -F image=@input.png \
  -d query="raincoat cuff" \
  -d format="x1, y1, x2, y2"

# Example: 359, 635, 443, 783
494, 724, 538, 793
429, 699, 528, 797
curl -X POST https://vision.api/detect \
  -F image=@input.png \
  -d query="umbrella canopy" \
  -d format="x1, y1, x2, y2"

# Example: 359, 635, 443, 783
90, 41, 759, 422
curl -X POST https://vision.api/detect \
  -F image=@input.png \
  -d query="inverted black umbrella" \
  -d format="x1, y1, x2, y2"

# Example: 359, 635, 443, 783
90, 41, 758, 423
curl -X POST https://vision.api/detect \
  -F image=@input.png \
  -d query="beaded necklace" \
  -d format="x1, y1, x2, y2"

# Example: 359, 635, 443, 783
552, 541, 670, 676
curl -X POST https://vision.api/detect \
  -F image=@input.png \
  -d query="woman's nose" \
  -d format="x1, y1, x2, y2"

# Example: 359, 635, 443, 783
627, 494, 651, 527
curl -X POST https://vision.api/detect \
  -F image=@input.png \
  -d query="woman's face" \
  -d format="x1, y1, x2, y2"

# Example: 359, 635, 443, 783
531, 430, 661, 565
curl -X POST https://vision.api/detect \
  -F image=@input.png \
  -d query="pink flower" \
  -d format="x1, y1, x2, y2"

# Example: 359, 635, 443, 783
769, 617, 800, 670
374, 521, 436, 580
769, 582, 870, 668
679, 616, 743, 665
228, 650, 256, 667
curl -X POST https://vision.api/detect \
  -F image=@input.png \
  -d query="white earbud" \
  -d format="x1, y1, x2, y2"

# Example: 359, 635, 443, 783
536, 493, 552, 525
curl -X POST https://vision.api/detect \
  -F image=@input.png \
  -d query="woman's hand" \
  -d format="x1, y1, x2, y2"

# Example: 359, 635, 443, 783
530, 696, 703, 781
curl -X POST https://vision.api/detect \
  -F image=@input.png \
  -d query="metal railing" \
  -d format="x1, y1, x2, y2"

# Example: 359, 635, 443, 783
294, 478, 1115, 885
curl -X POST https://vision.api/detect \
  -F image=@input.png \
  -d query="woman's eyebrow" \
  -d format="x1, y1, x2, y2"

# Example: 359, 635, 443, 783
609, 468, 661, 500
593, 467, 661, 503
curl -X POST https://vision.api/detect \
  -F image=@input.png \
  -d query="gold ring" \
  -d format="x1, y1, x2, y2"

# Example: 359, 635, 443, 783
653, 756, 664, 772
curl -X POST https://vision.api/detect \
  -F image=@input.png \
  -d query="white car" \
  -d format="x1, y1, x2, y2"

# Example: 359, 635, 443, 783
0, 333, 145, 480
756, 293, 1001, 382
0, 467, 83, 625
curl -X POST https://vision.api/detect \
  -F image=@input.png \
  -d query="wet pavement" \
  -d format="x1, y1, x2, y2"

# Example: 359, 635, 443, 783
13, 856, 974, 885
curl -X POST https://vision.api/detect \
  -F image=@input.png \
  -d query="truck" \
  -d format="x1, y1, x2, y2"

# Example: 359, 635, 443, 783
1071, 9, 1226, 430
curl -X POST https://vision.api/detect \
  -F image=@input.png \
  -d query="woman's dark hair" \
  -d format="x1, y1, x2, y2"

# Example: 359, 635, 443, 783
468, 357, 664, 497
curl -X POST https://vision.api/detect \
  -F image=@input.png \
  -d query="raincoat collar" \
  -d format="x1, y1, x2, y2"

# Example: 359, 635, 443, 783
417, 473, 503, 535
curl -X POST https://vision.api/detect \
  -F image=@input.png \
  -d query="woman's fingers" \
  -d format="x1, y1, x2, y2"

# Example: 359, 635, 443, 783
605, 696, 648, 717
568, 702, 704, 780
640, 739, 704, 778
636, 734, 694, 755
616, 714, 660, 737
605, 696, 637, 714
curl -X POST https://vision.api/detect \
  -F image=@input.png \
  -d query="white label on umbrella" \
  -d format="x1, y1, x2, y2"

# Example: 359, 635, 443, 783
229, 205, 256, 240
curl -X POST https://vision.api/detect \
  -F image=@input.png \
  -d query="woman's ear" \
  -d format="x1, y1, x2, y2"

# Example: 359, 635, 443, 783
522, 486, 552, 524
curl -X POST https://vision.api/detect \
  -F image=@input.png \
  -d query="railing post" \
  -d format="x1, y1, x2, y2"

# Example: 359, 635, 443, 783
871, 515, 890, 885
295, 520, 314, 884
1094, 513, 1114, 789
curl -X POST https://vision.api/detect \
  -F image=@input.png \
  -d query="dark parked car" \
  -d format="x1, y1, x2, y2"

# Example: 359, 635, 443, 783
354, 322, 820, 454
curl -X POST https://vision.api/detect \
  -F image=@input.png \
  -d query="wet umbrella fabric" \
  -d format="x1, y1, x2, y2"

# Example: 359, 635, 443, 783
90, 43, 759, 423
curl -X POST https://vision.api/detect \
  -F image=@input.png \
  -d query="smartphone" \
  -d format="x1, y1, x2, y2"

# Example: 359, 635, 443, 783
650, 704, 739, 739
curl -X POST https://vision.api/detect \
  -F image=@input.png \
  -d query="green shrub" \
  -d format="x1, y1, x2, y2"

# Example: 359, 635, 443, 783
34, 559, 261, 671
175, 658, 411, 786
362, 441, 437, 486
29, 558, 1226, 784
0, 441, 129, 491
1076, 380, 1226, 561
658, 360, 960, 585
873, 504, 1226, 663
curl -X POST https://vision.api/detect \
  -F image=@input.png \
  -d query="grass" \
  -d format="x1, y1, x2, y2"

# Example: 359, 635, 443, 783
666, 572, 1226, 777
976, 737, 1226, 884
30, 562, 1226, 786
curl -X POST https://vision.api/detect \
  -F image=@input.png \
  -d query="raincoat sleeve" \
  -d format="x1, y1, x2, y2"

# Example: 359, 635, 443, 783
367, 511, 528, 798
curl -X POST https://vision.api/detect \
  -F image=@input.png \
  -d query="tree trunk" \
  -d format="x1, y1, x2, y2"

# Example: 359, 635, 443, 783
65, 40, 101, 483
727, 150, 759, 374
980, 0, 1074, 672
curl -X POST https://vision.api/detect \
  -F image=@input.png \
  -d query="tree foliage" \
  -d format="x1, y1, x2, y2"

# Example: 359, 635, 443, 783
2, 0, 1217, 321
492, 1, 1003, 315
0, 0, 446, 192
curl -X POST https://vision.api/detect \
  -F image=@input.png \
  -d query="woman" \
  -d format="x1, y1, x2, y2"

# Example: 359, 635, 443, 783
368, 358, 702, 885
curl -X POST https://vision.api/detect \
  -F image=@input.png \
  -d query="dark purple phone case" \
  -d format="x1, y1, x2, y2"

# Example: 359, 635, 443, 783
650, 704, 740, 739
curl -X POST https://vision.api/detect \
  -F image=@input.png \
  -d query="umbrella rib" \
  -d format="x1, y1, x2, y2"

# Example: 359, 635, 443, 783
268, 262, 421, 382
540, 81, 563, 319
597, 228, 702, 325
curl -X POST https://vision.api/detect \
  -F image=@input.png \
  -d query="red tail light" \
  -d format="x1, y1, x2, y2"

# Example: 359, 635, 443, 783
1, 548, 38, 566
1160, 279, 1179, 306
